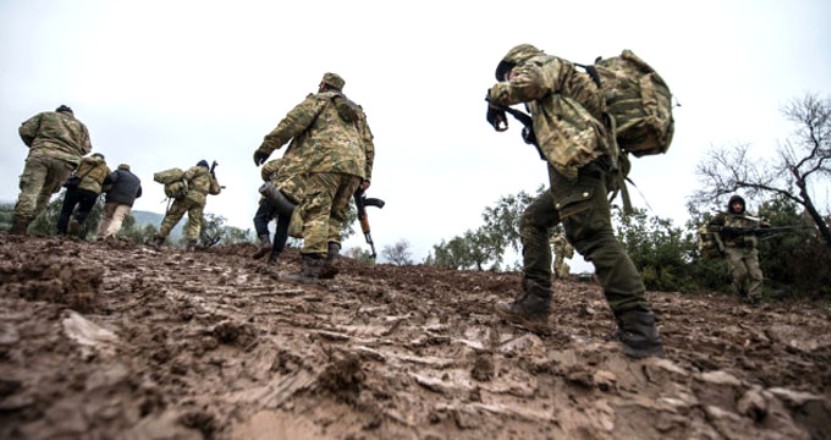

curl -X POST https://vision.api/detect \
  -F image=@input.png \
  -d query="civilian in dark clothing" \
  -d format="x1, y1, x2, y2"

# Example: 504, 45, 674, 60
97, 163, 142, 239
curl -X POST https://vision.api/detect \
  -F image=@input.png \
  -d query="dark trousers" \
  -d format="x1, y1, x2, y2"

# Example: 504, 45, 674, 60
57, 188, 98, 234
253, 198, 291, 257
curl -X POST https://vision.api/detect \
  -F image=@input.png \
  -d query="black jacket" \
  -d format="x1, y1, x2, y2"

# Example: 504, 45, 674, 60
105, 169, 142, 206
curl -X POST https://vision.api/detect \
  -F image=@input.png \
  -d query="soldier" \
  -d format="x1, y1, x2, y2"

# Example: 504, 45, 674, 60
254, 157, 308, 263
97, 163, 142, 239
56, 153, 111, 237
152, 160, 221, 250
11, 105, 92, 234
253, 72, 374, 281
709, 195, 768, 305
487, 44, 664, 358
550, 231, 574, 279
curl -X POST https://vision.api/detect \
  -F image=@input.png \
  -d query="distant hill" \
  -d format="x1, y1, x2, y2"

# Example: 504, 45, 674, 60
130, 210, 182, 241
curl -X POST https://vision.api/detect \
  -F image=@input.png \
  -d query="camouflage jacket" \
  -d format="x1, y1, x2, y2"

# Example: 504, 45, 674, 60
489, 52, 608, 179
184, 165, 221, 206
259, 91, 371, 179
74, 155, 111, 194
711, 212, 763, 248
19, 111, 92, 165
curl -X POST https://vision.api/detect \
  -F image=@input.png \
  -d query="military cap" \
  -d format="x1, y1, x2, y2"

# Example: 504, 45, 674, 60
92, 153, 105, 160
322, 72, 345, 91
197, 160, 209, 168
56, 104, 73, 114
495, 44, 544, 80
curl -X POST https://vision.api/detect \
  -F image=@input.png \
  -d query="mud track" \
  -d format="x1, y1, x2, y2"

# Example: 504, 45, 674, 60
1, 234, 829, 439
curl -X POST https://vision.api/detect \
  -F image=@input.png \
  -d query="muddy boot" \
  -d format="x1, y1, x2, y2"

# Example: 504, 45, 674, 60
9, 215, 30, 235
319, 242, 341, 279
149, 235, 165, 249
252, 234, 272, 260
186, 240, 199, 251
615, 309, 666, 359
67, 218, 82, 237
494, 280, 551, 332
282, 254, 324, 283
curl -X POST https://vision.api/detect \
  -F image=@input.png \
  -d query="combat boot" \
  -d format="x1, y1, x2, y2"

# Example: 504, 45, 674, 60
282, 254, 325, 283
9, 215, 30, 235
319, 242, 341, 279
67, 218, 82, 238
494, 280, 551, 332
186, 240, 199, 251
252, 234, 272, 260
150, 235, 165, 249
614, 309, 666, 359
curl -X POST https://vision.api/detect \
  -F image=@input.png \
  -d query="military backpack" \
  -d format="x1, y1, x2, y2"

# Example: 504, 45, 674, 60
697, 224, 724, 259
153, 167, 188, 199
580, 49, 675, 157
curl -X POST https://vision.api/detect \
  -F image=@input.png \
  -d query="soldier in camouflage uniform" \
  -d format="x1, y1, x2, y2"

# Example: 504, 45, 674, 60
253, 73, 374, 281
487, 44, 664, 358
152, 160, 221, 250
710, 195, 768, 305
550, 231, 574, 279
56, 153, 111, 237
252, 158, 307, 262
12, 105, 92, 234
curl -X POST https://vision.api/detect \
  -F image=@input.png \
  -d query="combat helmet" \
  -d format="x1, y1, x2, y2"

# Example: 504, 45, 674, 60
495, 44, 544, 81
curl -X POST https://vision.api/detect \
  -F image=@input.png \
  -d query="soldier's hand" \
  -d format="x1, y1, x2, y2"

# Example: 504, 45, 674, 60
486, 105, 508, 132
253, 149, 269, 166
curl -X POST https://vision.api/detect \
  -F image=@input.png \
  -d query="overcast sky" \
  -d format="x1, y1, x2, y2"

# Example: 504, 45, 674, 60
2, 0, 830, 268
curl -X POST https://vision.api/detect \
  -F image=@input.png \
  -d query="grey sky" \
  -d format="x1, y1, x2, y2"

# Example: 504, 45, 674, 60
2, 0, 830, 268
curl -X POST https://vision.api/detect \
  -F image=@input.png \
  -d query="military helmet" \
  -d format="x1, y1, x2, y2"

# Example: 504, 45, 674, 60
495, 44, 544, 81
56, 104, 73, 114
321, 72, 345, 91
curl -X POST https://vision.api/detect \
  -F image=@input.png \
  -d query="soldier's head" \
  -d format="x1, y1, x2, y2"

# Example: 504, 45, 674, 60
495, 44, 544, 81
319, 72, 345, 92
728, 195, 746, 214
92, 153, 105, 161
55, 105, 73, 115
197, 160, 209, 169
118, 163, 130, 171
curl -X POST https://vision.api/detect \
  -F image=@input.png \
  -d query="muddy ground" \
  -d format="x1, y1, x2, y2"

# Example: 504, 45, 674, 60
0, 233, 829, 439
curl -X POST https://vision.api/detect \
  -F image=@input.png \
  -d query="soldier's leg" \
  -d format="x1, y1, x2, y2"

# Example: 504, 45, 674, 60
327, 175, 361, 247
36, 158, 73, 221
745, 249, 764, 300
72, 189, 99, 226
157, 199, 187, 238
56, 189, 81, 235
724, 248, 748, 298
185, 202, 204, 242
13, 156, 49, 231
552, 160, 663, 358
298, 173, 339, 256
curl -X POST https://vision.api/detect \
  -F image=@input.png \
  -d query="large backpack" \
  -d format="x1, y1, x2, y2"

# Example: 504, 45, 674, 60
153, 167, 188, 199
582, 50, 675, 157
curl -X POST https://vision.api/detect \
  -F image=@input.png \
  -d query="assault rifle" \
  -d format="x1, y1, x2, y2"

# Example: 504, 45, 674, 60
719, 225, 812, 241
354, 188, 385, 259
485, 96, 544, 160
210, 160, 218, 178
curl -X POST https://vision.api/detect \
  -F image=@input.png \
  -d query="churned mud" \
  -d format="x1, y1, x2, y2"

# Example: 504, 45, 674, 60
1, 234, 829, 439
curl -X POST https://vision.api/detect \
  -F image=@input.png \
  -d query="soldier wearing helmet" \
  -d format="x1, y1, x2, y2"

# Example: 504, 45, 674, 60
487, 44, 664, 359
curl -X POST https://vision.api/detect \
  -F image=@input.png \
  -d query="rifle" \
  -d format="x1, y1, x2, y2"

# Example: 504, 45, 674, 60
719, 225, 812, 241
354, 188, 385, 259
485, 96, 544, 160
210, 160, 218, 179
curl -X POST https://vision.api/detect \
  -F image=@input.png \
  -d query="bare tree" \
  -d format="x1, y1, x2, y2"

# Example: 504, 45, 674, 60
381, 239, 414, 266
693, 94, 831, 246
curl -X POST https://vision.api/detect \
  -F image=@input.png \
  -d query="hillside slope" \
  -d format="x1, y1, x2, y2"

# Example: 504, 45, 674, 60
0, 234, 829, 439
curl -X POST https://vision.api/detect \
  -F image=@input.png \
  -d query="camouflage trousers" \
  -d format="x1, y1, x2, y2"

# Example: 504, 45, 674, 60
14, 153, 75, 224
521, 159, 651, 313
158, 197, 205, 241
298, 172, 361, 255
553, 254, 570, 278
724, 246, 763, 300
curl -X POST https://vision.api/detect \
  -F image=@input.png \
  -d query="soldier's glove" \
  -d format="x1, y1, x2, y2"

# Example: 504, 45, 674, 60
521, 126, 537, 145
253, 149, 270, 166
485, 90, 508, 132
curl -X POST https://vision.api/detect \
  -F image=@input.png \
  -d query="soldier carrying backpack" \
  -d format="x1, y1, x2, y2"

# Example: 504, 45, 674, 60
151, 160, 221, 250
485, 43, 673, 359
